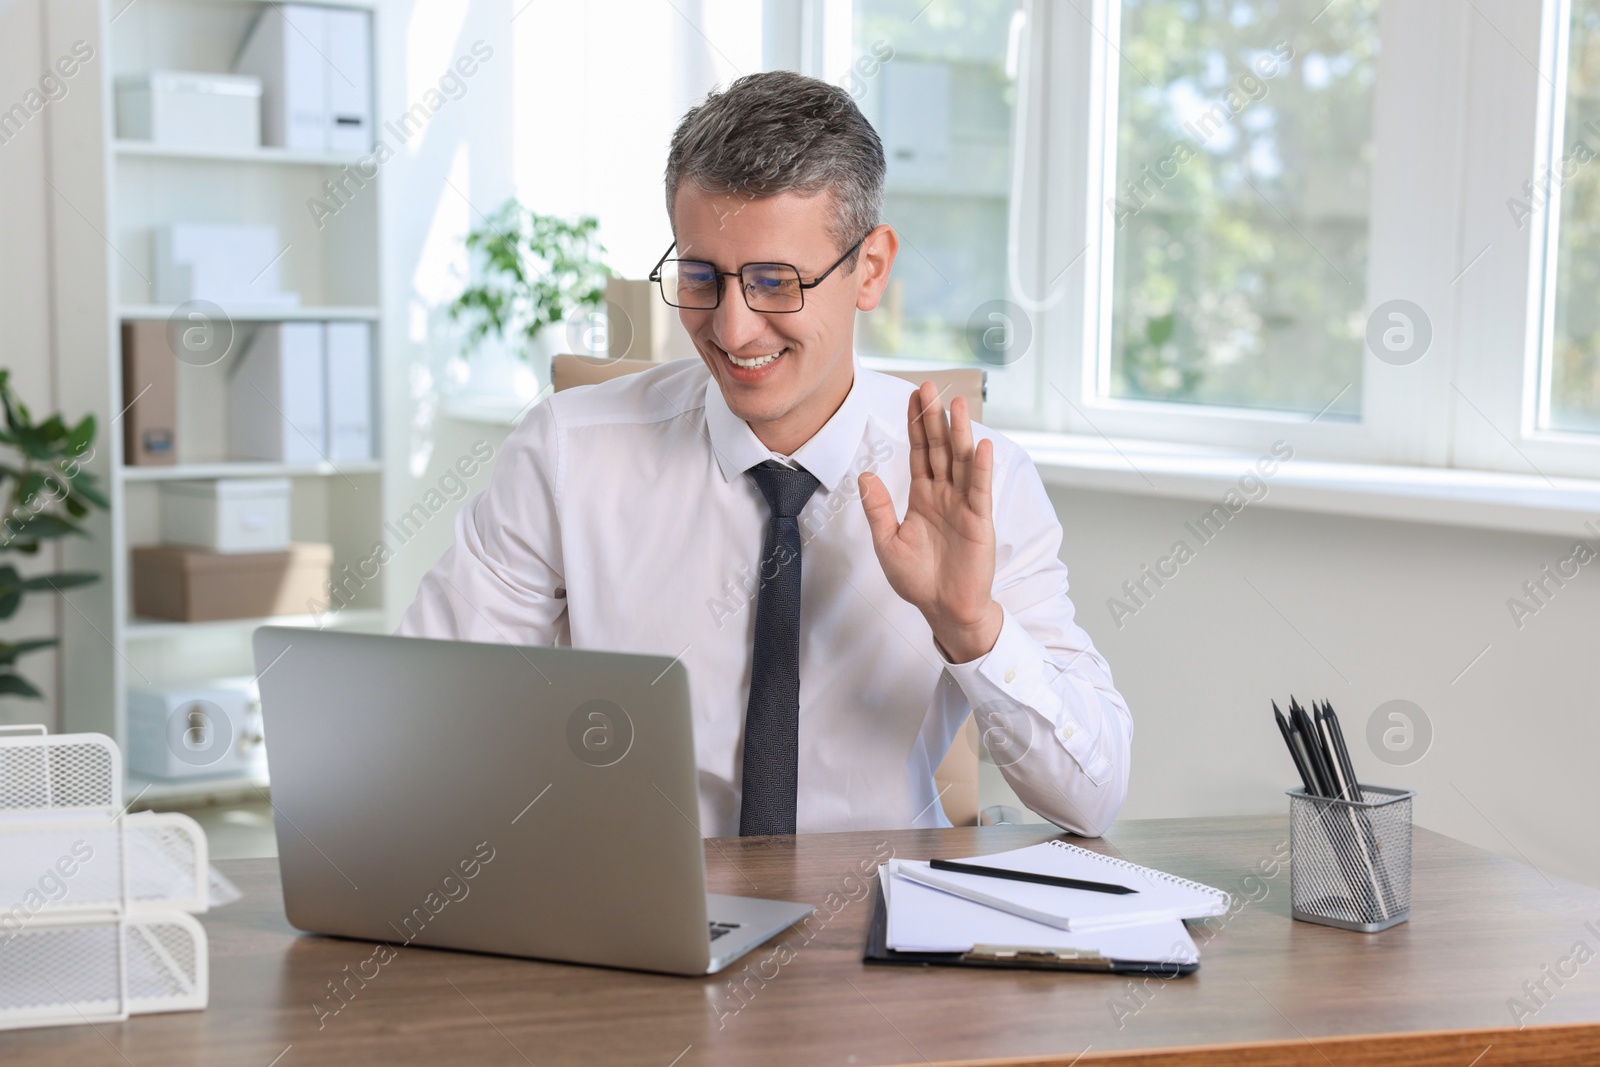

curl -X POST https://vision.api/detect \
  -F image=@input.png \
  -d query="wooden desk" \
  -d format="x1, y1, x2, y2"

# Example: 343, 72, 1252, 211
5, 816, 1599, 1066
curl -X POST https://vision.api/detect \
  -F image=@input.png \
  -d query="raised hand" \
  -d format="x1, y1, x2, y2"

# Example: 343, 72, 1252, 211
858, 382, 1003, 664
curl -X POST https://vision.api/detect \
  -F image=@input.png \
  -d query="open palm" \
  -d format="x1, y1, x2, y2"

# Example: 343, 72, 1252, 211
859, 383, 1003, 664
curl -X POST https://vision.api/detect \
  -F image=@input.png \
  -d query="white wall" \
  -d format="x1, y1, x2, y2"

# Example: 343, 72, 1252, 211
374, 0, 520, 613
381, 0, 764, 609
0, 0, 64, 728
1045, 484, 1600, 888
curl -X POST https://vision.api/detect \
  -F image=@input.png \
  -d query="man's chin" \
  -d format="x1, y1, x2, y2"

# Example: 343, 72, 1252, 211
721, 389, 796, 428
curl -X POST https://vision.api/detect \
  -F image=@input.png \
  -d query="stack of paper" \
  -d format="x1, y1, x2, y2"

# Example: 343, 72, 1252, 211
878, 841, 1231, 970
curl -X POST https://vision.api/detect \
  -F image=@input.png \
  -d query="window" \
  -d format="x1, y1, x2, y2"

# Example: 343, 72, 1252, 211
848, 0, 1024, 364
1541, 0, 1600, 434
1106, 0, 1379, 419
470, 1, 1600, 478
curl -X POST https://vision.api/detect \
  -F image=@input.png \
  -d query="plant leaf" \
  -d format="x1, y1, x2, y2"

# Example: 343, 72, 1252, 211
0, 638, 57, 666
0, 672, 43, 699
1146, 313, 1176, 347
65, 414, 96, 454
21, 572, 98, 592
66, 473, 109, 511
4, 514, 85, 541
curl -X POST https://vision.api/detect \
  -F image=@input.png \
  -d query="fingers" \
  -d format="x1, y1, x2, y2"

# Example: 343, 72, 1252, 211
906, 388, 933, 482
857, 471, 899, 550
969, 437, 994, 516
949, 394, 974, 493
917, 382, 951, 484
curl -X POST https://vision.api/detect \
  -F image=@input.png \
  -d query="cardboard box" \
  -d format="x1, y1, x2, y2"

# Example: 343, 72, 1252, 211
115, 70, 262, 150
121, 322, 177, 466
132, 542, 332, 621
160, 478, 292, 554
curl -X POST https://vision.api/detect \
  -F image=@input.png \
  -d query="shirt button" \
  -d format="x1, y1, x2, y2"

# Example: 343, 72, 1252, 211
1058, 725, 1075, 741
1004, 667, 1017, 684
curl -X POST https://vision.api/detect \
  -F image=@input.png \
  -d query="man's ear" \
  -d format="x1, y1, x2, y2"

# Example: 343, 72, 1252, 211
854, 224, 899, 312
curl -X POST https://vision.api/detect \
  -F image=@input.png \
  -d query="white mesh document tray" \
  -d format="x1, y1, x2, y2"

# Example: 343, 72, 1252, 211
0, 727, 211, 1030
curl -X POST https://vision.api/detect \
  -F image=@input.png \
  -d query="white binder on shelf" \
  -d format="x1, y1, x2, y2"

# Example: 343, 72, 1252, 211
235, 4, 372, 153
228, 322, 327, 463
324, 321, 373, 462
325, 9, 373, 153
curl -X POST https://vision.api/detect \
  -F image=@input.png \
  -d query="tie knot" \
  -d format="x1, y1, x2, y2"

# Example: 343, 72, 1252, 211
746, 460, 820, 519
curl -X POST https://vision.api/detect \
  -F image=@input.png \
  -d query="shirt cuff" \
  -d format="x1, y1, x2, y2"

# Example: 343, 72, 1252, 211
936, 609, 1112, 785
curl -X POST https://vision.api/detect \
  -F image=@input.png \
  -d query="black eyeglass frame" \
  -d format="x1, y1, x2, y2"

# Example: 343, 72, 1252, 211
647, 233, 870, 314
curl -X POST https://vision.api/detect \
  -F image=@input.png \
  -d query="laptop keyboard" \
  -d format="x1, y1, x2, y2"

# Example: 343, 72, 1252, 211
709, 921, 741, 942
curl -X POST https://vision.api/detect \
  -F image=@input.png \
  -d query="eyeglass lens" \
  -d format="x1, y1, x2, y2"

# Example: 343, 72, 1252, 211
660, 260, 804, 312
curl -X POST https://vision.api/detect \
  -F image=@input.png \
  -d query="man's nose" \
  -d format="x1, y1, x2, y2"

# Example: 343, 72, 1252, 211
712, 283, 769, 353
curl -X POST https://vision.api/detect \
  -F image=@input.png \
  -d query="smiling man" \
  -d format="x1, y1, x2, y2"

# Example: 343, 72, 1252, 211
400, 71, 1131, 837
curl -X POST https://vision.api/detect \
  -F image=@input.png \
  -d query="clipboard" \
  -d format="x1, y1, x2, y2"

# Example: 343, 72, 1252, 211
861, 881, 1200, 976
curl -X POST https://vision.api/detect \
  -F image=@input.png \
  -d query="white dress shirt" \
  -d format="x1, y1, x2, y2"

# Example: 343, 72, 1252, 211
399, 358, 1132, 836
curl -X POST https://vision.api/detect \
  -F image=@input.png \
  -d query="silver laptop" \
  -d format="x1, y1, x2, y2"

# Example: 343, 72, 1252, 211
252, 627, 813, 976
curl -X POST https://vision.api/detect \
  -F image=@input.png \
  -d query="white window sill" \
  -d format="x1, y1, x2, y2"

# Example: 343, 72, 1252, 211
438, 383, 1600, 539
443, 396, 536, 425
1007, 430, 1600, 539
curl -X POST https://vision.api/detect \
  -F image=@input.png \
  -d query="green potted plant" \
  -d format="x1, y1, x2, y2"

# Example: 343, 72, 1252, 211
449, 200, 611, 364
0, 370, 109, 699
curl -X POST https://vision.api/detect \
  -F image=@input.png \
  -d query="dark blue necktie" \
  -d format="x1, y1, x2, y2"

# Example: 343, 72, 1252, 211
739, 460, 821, 836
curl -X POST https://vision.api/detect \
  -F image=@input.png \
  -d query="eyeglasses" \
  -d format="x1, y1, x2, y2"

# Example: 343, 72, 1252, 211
647, 234, 869, 314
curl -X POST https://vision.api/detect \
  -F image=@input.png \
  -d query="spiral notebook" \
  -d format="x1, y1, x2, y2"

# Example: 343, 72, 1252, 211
892, 841, 1230, 933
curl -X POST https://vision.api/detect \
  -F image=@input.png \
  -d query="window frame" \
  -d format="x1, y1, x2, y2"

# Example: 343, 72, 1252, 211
1453, 0, 1600, 480
1017, 0, 1465, 468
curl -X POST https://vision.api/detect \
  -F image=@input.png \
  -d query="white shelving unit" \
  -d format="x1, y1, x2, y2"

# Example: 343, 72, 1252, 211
114, 139, 367, 167
118, 304, 381, 322
51, 0, 396, 807
127, 768, 273, 807
121, 460, 384, 482
124, 608, 387, 642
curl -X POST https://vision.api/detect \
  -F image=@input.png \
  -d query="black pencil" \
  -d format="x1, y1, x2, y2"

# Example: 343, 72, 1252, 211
928, 859, 1137, 895
1274, 701, 1317, 794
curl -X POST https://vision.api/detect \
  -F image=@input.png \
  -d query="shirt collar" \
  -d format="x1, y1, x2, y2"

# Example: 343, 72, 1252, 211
703, 358, 870, 495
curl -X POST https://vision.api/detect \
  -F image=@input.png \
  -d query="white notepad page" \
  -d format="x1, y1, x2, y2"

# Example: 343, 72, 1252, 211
880, 864, 1199, 964
894, 842, 1230, 932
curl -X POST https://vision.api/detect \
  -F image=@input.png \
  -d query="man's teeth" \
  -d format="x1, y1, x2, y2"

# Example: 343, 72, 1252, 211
726, 349, 784, 369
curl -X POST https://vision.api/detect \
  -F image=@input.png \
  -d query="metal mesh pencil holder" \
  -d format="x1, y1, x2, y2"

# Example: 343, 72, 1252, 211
1287, 785, 1413, 933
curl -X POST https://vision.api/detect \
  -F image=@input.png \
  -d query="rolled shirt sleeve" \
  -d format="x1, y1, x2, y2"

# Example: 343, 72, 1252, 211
937, 438, 1133, 837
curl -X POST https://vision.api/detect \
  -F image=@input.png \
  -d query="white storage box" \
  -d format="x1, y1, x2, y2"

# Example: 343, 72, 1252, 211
153, 223, 300, 308
127, 676, 267, 782
115, 71, 262, 151
160, 478, 291, 554
228, 323, 326, 462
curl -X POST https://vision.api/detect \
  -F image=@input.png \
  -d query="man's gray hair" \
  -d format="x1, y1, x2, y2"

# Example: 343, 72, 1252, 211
665, 70, 885, 268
